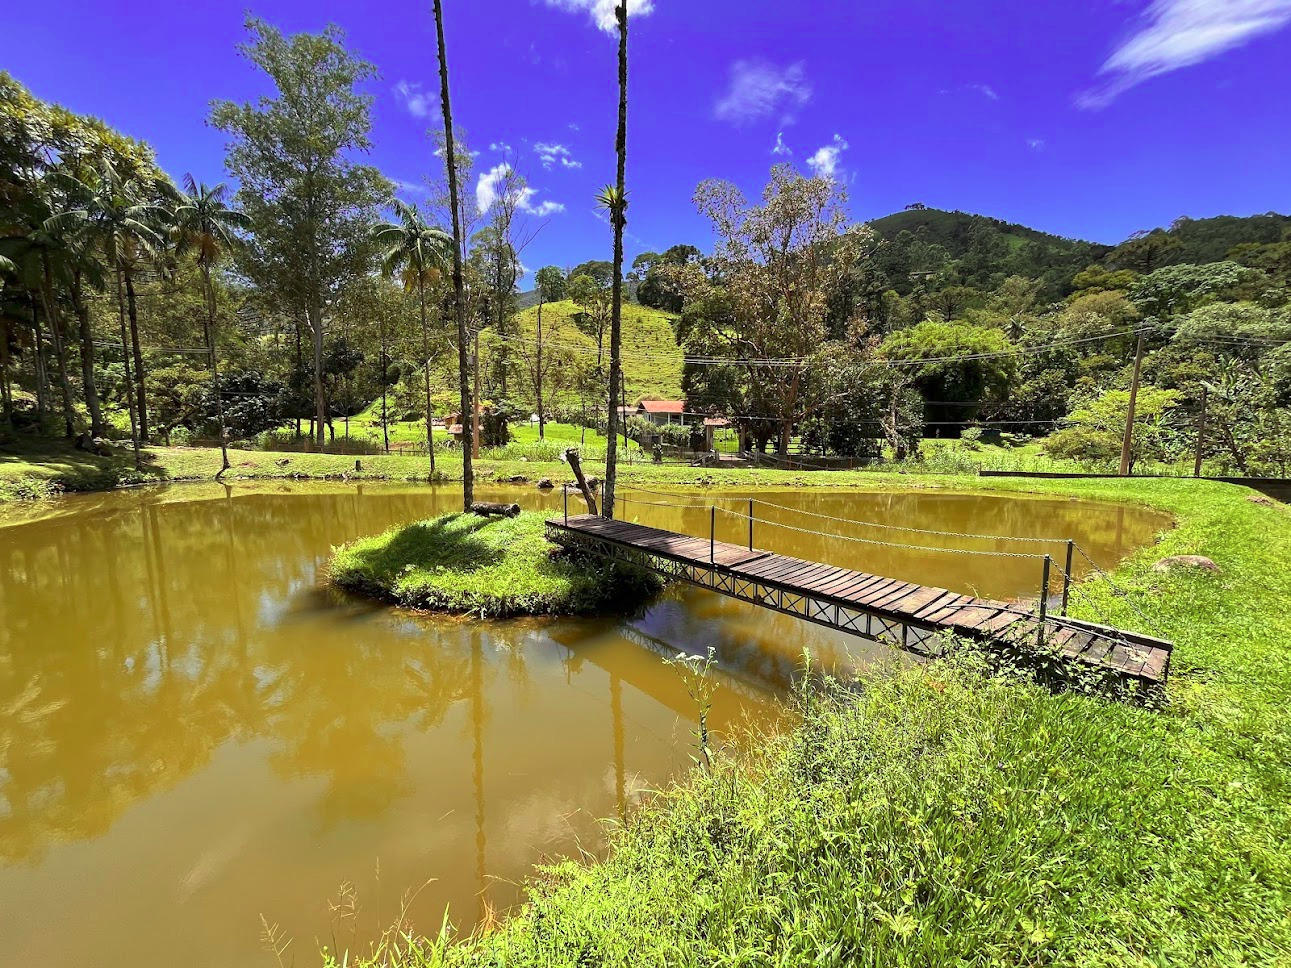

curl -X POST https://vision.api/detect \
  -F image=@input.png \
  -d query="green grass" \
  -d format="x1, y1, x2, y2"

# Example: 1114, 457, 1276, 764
512, 299, 683, 404
319, 477, 1291, 968
328, 510, 663, 617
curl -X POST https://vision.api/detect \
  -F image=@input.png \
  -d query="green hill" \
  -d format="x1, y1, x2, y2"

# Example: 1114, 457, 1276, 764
1142, 212, 1291, 265
866, 208, 1111, 298
508, 299, 683, 407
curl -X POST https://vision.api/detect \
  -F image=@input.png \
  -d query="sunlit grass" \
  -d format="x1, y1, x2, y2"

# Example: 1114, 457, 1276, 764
328, 510, 663, 617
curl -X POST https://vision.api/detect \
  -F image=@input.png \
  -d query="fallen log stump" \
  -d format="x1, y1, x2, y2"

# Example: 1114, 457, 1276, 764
470, 502, 521, 518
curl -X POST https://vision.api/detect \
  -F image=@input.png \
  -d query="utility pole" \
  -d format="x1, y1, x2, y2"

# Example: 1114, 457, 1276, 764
1118, 333, 1145, 476
1193, 385, 1208, 478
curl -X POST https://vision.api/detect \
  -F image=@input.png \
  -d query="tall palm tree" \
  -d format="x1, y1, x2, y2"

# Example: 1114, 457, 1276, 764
601, 1, 630, 520
433, 0, 475, 511
171, 175, 251, 478
48, 158, 165, 469
371, 199, 452, 476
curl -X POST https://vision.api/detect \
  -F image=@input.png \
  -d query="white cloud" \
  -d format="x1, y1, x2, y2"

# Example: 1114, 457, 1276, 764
489, 141, 513, 153
476, 163, 565, 217
393, 80, 432, 118
1079, 0, 1291, 107
805, 134, 849, 180
392, 178, 428, 195
543, 0, 655, 33
771, 132, 792, 156
534, 142, 582, 170
522, 198, 566, 216
1027, 138, 1046, 151
971, 83, 1000, 100
713, 60, 812, 125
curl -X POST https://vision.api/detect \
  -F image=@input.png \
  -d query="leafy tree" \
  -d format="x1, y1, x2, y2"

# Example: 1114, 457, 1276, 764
1128, 262, 1255, 320
1069, 264, 1137, 297
171, 175, 250, 475
880, 321, 1016, 435
636, 243, 701, 312
535, 265, 566, 302
568, 271, 612, 364
1109, 230, 1184, 274
212, 17, 388, 450
685, 165, 873, 452
49, 155, 168, 466
1043, 387, 1179, 472
568, 259, 612, 288
371, 199, 452, 473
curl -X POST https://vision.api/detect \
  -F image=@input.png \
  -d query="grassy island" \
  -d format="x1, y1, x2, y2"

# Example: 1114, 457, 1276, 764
329, 510, 664, 618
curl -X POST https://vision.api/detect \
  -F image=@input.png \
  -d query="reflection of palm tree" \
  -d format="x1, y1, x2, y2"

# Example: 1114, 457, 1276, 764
471, 630, 488, 922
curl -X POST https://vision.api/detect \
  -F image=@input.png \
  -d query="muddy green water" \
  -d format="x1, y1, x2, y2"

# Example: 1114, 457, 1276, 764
0, 483, 1168, 967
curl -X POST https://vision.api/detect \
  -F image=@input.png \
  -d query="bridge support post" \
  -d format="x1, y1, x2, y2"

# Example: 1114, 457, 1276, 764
710, 505, 716, 564
563, 485, 568, 525
748, 499, 754, 551
1061, 540, 1074, 616
1037, 554, 1052, 648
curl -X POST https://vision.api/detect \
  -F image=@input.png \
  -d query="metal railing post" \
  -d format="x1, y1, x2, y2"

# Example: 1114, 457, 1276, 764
748, 499, 754, 551
710, 505, 716, 564
1037, 555, 1052, 648
1061, 540, 1074, 616
563, 485, 569, 524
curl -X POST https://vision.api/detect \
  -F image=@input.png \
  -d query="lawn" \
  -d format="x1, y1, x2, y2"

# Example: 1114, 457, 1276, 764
329, 510, 663, 617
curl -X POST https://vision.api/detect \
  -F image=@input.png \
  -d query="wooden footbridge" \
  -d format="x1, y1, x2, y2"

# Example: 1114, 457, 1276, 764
548, 491, 1172, 694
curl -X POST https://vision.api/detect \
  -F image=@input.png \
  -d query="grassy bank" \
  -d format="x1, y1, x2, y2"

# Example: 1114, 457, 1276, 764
321, 478, 1291, 967
330, 511, 663, 617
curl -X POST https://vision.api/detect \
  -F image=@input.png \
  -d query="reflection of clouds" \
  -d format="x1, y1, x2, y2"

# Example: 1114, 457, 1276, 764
604, 764, 653, 809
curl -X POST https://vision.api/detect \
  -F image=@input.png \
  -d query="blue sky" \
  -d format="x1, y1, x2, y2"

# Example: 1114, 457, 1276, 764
8, 0, 1290, 279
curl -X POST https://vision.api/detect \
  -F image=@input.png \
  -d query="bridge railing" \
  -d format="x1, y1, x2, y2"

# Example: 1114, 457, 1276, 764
606, 484, 1167, 650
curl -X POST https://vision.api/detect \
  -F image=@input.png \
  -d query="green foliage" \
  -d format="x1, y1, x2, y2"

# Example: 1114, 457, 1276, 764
329, 511, 664, 617
1128, 261, 1256, 319
880, 321, 1016, 432
1043, 386, 1179, 471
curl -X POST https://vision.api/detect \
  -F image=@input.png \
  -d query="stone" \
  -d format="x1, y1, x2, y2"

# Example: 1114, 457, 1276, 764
1153, 555, 1219, 574
536, 478, 554, 490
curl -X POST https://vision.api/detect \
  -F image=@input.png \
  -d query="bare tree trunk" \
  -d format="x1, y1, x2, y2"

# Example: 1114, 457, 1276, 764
294, 317, 303, 438
311, 302, 326, 450
115, 267, 141, 469
380, 319, 390, 454
0, 316, 12, 433
72, 272, 105, 438
125, 268, 148, 440
418, 275, 436, 474
38, 267, 76, 438
30, 294, 48, 419
602, 1, 629, 519
472, 327, 481, 457
536, 294, 545, 439
434, 0, 474, 509
201, 264, 231, 476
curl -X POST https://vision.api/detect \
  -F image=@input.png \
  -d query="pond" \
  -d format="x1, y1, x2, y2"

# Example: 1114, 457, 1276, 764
0, 482, 1169, 967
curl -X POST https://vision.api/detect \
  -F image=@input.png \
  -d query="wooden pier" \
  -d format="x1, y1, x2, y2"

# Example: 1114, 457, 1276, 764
547, 514, 1172, 691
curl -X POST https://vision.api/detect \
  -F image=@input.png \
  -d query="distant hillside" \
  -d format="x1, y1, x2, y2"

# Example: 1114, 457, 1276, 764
506, 299, 683, 408
868, 208, 1095, 253
1146, 213, 1291, 265
866, 208, 1111, 298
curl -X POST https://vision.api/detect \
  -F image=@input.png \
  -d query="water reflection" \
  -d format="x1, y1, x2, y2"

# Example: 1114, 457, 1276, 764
0, 482, 1167, 968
